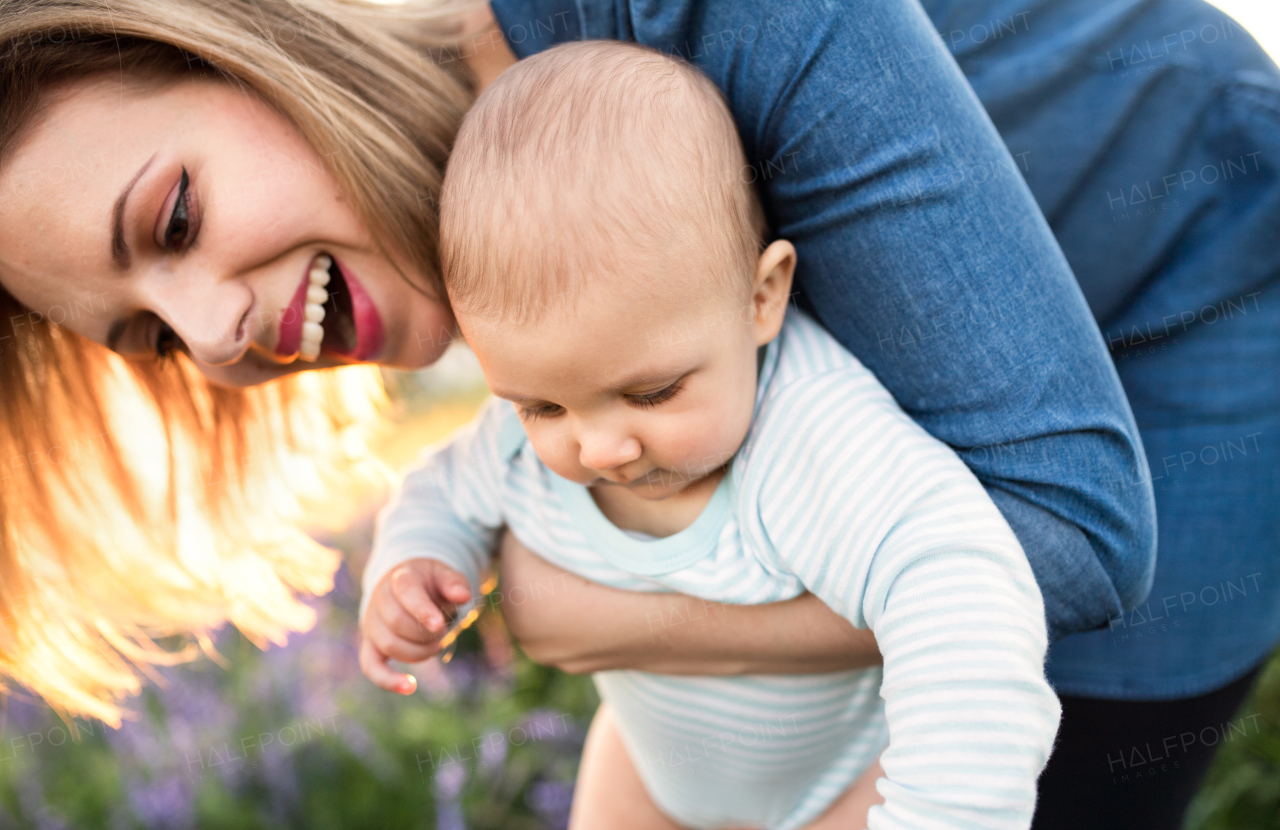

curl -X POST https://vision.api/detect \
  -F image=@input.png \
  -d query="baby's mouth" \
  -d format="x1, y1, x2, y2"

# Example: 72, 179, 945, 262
621, 469, 667, 489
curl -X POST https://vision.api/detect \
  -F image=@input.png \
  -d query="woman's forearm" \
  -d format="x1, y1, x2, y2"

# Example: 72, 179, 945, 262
495, 531, 879, 675
485, 0, 1158, 641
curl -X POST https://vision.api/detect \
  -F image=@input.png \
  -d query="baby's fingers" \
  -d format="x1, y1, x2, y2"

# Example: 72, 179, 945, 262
390, 566, 447, 633
359, 637, 417, 696
433, 566, 473, 606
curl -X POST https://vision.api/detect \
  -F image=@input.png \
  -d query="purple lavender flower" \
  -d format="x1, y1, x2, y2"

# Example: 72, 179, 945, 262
410, 658, 455, 700
435, 802, 467, 830
260, 749, 301, 822
124, 772, 194, 830
441, 653, 486, 696
12, 773, 69, 830
2, 697, 50, 738
434, 762, 468, 830
477, 730, 506, 778
527, 780, 573, 830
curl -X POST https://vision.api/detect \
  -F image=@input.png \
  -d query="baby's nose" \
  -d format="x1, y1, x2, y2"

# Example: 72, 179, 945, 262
578, 434, 642, 472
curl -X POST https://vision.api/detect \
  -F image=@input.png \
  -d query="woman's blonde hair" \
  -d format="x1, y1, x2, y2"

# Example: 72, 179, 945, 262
0, 0, 476, 724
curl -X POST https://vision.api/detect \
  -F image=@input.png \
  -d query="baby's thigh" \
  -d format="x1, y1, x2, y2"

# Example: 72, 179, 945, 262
569, 704, 689, 830
798, 756, 884, 830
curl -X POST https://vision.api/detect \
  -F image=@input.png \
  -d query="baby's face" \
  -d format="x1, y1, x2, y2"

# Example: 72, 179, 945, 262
462, 270, 768, 501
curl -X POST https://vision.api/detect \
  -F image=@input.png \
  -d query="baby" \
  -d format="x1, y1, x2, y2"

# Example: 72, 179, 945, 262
360, 41, 1060, 830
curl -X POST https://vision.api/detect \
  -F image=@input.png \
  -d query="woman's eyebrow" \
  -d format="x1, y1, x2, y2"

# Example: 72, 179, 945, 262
111, 153, 157, 269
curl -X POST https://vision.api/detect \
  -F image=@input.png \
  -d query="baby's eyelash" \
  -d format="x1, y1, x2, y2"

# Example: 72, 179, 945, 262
629, 382, 683, 409
519, 404, 563, 422
516, 382, 684, 420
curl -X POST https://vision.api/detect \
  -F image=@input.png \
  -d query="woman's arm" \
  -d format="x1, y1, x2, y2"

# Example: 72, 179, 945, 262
486, 0, 1158, 640
496, 532, 879, 675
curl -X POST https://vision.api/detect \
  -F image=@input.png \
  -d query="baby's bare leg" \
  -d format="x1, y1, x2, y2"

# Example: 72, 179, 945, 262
799, 756, 885, 830
569, 704, 689, 830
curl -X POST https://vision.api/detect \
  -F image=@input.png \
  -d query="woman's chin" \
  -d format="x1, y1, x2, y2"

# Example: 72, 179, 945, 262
367, 339, 445, 371
188, 354, 306, 388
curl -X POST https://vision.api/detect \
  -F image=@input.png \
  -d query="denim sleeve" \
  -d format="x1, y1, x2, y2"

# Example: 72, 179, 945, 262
487, 0, 1158, 639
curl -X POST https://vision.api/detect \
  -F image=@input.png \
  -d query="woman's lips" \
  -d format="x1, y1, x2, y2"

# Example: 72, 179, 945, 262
274, 265, 312, 357
273, 255, 384, 363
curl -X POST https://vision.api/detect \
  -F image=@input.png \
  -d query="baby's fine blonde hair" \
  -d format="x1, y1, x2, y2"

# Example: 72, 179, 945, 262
0, 0, 477, 725
441, 40, 767, 324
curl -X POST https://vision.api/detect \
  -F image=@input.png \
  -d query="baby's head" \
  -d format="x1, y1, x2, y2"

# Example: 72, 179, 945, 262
441, 41, 795, 500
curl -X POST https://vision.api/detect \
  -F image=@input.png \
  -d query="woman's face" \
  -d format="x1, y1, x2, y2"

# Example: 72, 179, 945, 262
0, 76, 457, 386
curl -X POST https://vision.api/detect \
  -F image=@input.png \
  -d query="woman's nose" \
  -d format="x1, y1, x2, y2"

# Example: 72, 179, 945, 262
578, 428, 643, 472
147, 269, 257, 366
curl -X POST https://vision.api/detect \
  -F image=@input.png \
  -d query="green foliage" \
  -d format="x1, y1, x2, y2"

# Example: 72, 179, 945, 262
1185, 649, 1280, 830
0, 563, 597, 830
1, 580, 1278, 828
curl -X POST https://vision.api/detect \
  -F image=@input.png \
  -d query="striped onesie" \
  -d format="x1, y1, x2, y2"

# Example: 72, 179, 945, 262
364, 309, 1061, 829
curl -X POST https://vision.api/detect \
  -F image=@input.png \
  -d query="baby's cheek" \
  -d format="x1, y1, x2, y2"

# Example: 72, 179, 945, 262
673, 406, 750, 471
530, 430, 587, 484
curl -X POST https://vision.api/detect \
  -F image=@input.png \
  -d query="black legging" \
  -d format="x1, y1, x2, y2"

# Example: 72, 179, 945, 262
1032, 663, 1264, 830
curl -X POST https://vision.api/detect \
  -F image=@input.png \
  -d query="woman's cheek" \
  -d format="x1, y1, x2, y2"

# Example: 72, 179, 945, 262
413, 302, 458, 366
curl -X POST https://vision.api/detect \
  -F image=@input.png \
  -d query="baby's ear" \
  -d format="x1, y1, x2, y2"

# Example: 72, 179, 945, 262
751, 239, 797, 346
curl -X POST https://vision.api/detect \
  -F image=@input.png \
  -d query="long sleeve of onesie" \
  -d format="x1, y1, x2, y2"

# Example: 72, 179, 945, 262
359, 397, 515, 623
747, 365, 1061, 829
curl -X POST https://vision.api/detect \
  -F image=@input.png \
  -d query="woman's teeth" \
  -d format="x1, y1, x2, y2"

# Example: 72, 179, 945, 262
298, 255, 332, 361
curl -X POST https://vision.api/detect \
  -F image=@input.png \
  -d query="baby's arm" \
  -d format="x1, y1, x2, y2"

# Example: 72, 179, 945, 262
359, 397, 515, 692
860, 543, 1057, 828
756, 377, 1060, 829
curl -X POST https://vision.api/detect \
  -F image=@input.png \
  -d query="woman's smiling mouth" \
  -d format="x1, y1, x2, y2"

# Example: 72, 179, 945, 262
275, 254, 381, 363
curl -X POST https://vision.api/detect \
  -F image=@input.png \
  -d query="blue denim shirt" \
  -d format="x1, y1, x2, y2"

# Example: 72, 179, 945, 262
930, 0, 1280, 699
487, 0, 1279, 697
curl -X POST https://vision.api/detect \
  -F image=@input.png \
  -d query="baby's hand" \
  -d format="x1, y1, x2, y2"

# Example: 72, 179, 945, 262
359, 558, 473, 694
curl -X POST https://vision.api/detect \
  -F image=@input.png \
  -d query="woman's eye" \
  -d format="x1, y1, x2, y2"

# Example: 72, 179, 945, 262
629, 382, 683, 409
163, 168, 194, 250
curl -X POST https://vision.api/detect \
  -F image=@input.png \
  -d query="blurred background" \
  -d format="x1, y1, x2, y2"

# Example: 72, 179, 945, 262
0, 3, 1276, 829
0, 346, 604, 830
4, 339, 1277, 830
